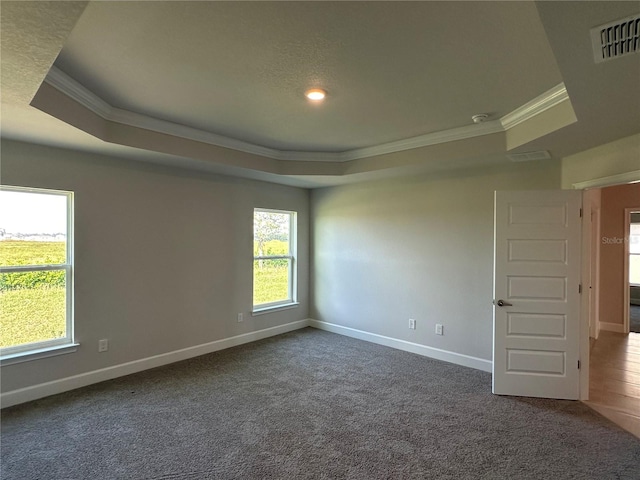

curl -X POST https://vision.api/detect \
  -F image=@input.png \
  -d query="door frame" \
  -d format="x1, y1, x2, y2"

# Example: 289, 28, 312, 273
573, 169, 640, 399
624, 207, 640, 333
590, 207, 601, 340
578, 192, 591, 399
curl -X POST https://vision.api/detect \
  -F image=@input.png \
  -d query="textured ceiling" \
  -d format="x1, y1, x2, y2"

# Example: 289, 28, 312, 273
53, 1, 561, 152
1, 1, 639, 188
0, 1, 87, 104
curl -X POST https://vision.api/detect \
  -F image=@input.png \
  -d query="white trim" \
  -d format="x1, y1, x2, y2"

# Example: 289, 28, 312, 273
44, 67, 567, 164
252, 302, 300, 316
0, 343, 79, 366
263, 120, 502, 161
500, 83, 569, 130
254, 255, 292, 261
0, 319, 310, 408
253, 208, 297, 310
337, 121, 504, 161
110, 107, 282, 160
624, 207, 640, 334
599, 321, 625, 333
591, 208, 602, 340
309, 319, 492, 373
579, 189, 590, 399
0, 264, 68, 273
572, 170, 640, 190
271, 149, 352, 162
274, 121, 505, 162
45, 67, 112, 119
45, 67, 283, 160
0, 186, 74, 359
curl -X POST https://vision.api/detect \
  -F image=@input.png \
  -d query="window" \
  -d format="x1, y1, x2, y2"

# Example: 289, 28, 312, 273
630, 222, 640, 286
0, 186, 74, 360
253, 208, 297, 311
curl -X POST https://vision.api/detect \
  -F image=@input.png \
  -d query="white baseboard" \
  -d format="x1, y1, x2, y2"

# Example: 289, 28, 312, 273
1, 319, 310, 408
309, 319, 492, 373
2, 318, 492, 408
599, 321, 625, 333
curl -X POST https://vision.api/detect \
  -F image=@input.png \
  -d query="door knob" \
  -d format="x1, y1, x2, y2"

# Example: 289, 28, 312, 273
495, 299, 512, 307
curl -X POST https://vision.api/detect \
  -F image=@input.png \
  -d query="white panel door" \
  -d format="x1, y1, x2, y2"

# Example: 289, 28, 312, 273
493, 190, 582, 399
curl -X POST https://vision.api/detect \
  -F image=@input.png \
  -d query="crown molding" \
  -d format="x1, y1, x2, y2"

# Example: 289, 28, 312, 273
108, 107, 282, 160
276, 120, 504, 162
44, 67, 566, 163
500, 83, 568, 130
572, 170, 640, 190
340, 121, 505, 161
45, 67, 112, 119
45, 67, 284, 160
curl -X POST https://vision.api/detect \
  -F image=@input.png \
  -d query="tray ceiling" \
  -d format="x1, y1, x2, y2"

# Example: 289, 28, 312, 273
1, 1, 639, 187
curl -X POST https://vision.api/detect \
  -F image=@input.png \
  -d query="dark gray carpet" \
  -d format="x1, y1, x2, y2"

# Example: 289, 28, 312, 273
631, 305, 640, 333
2, 328, 639, 480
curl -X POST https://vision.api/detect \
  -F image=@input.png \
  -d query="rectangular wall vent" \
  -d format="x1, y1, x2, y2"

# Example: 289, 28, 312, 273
590, 14, 640, 63
507, 151, 551, 163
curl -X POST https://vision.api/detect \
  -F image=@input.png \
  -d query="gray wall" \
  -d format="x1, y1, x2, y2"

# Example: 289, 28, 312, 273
311, 161, 561, 361
1, 140, 309, 393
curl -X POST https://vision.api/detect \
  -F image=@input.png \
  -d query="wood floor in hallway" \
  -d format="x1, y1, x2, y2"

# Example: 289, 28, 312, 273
584, 331, 640, 438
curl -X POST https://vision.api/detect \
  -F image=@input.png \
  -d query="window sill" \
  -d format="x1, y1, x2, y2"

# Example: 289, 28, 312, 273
252, 302, 300, 316
0, 343, 80, 366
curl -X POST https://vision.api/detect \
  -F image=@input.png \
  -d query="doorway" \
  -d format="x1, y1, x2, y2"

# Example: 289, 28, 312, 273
627, 209, 640, 334
573, 176, 640, 437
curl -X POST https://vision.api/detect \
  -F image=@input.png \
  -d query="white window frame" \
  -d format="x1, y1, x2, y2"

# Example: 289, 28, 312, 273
630, 222, 640, 287
0, 186, 76, 364
252, 208, 298, 314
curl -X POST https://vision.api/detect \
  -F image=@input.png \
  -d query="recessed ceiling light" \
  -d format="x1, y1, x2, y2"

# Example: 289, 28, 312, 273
305, 88, 326, 101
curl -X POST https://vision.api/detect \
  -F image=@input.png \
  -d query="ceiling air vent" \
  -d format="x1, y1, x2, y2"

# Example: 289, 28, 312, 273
507, 151, 551, 163
590, 14, 640, 63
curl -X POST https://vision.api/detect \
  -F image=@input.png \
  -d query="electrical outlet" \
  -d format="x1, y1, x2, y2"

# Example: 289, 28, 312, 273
435, 324, 443, 336
237, 313, 243, 322
409, 318, 416, 330
98, 339, 108, 352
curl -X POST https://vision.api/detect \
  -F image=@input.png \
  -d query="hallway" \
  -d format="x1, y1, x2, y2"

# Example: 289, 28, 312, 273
584, 331, 640, 438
